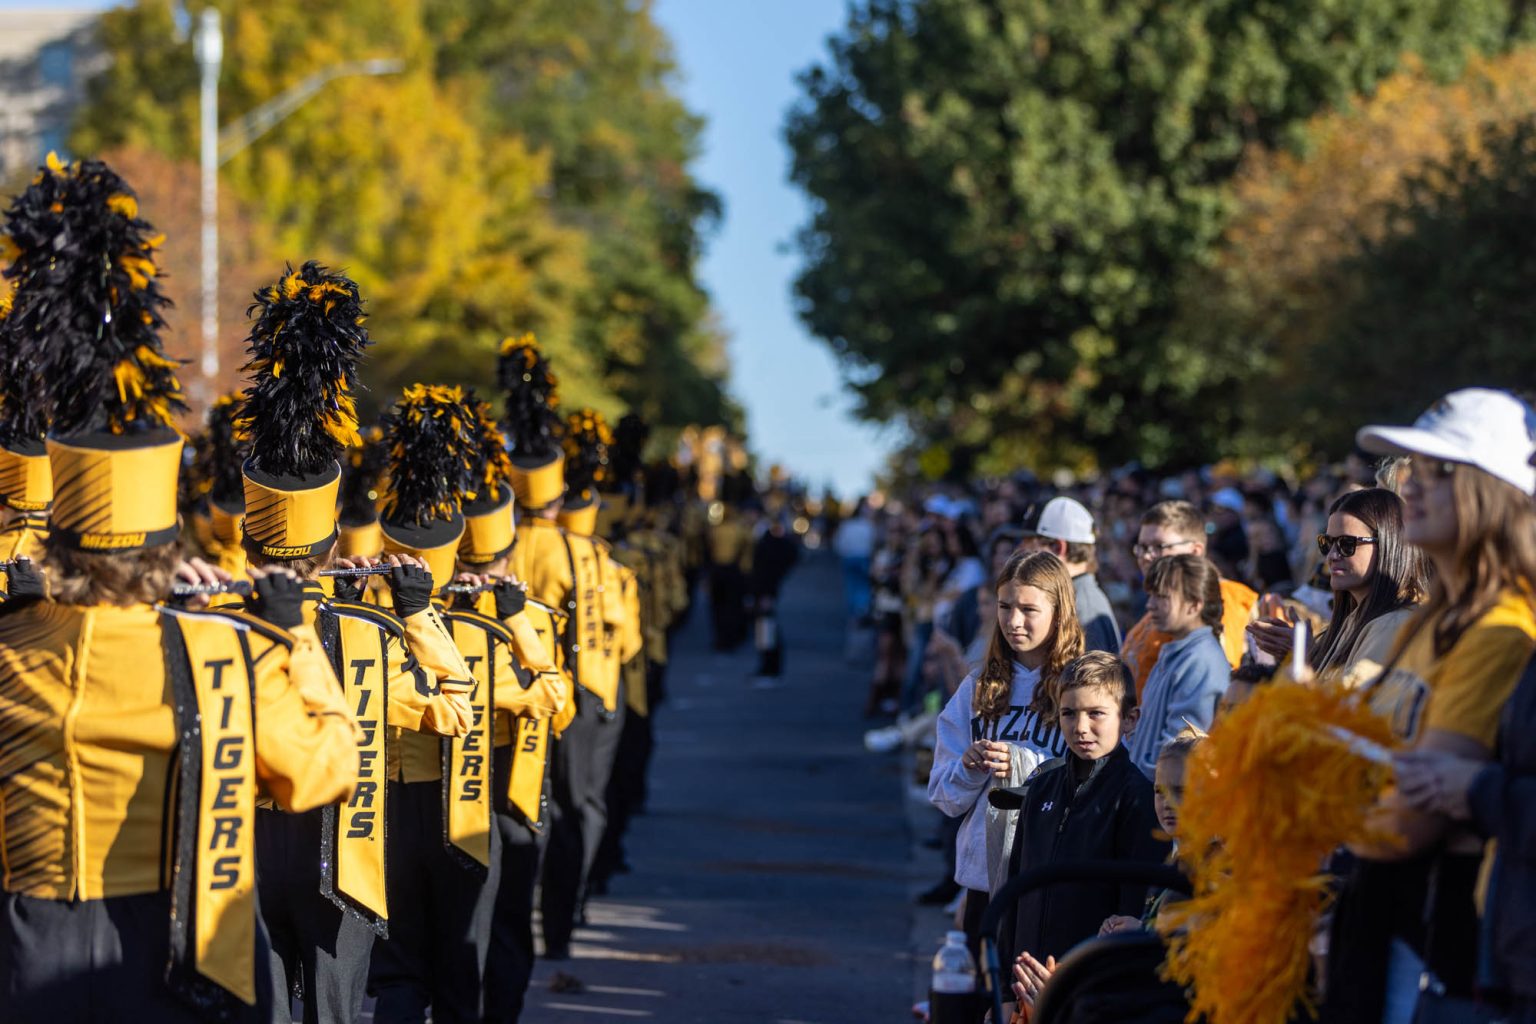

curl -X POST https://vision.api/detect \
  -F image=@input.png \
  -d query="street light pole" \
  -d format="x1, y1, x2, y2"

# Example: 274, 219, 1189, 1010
193, 8, 222, 403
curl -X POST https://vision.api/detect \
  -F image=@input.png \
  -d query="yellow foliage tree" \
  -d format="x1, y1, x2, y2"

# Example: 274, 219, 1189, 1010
1167, 49, 1536, 452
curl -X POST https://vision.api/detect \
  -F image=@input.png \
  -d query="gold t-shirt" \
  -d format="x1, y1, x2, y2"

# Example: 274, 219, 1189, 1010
1368, 588, 1536, 746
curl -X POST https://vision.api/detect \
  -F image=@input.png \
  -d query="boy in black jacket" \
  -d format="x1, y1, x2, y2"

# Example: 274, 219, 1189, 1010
1001, 651, 1170, 1007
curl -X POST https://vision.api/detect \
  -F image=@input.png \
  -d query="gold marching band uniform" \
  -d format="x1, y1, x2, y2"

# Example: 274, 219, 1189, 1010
0, 156, 691, 1024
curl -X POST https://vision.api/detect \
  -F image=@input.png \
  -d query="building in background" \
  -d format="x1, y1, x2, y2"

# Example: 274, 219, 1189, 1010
0, 10, 104, 182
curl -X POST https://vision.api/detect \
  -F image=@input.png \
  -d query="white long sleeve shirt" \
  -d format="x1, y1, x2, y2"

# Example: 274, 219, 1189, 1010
927, 663, 1067, 891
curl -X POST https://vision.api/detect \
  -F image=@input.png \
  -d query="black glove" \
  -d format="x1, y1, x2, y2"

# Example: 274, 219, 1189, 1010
250, 572, 304, 629
388, 562, 434, 618
330, 573, 364, 602
3, 557, 44, 601
492, 579, 527, 620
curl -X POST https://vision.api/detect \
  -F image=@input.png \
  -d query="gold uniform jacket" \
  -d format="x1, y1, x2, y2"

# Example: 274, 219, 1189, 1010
0, 600, 358, 1005
0, 602, 355, 899
509, 518, 624, 715
463, 590, 570, 829
351, 588, 478, 784
439, 603, 568, 862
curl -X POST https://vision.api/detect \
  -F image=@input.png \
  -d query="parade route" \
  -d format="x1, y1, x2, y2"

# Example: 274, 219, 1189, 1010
520, 551, 916, 1023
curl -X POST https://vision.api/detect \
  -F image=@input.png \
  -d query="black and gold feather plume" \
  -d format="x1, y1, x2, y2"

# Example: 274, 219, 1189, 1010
338, 424, 388, 526
1, 153, 182, 435
497, 332, 562, 460
464, 390, 513, 504
198, 393, 248, 507
0, 274, 41, 451
562, 408, 613, 500
381, 384, 477, 526
238, 260, 369, 478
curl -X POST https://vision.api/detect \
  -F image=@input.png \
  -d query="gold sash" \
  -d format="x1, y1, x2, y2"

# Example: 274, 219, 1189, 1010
318, 602, 393, 934
441, 609, 505, 870
508, 716, 550, 827
568, 536, 620, 713
163, 608, 263, 1009
502, 598, 561, 828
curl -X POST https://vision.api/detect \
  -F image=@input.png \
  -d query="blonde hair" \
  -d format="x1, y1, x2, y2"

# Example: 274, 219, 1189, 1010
1158, 733, 1205, 768
43, 540, 180, 607
975, 550, 1085, 722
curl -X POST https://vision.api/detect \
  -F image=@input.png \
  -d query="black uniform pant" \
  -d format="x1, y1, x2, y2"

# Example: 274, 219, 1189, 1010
540, 688, 624, 953
592, 700, 652, 893
256, 807, 376, 1024
709, 565, 747, 650
483, 744, 549, 1023
369, 780, 494, 1024
0, 888, 276, 1024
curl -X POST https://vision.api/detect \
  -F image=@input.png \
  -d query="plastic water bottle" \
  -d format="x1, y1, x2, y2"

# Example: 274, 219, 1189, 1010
929, 930, 977, 1023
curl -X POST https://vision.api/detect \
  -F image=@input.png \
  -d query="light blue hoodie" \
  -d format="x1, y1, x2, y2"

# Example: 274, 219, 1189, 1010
1127, 628, 1229, 778
928, 663, 1067, 891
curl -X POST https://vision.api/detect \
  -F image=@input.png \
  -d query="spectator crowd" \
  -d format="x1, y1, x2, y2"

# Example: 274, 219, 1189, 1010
837, 388, 1536, 1023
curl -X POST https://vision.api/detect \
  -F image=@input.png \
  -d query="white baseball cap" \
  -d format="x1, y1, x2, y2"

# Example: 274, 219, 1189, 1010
1357, 388, 1536, 495
1035, 496, 1096, 545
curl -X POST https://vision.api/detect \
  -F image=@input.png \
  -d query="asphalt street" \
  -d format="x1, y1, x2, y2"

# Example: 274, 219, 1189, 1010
520, 549, 925, 1023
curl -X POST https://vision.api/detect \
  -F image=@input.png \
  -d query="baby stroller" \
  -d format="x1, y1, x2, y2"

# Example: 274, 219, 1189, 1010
978, 861, 1193, 1024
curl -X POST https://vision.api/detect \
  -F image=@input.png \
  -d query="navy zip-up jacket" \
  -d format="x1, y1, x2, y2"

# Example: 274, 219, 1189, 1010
1000, 745, 1170, 965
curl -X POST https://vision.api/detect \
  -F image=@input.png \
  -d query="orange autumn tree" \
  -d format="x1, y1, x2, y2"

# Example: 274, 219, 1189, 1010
1166, 49, 1536, 455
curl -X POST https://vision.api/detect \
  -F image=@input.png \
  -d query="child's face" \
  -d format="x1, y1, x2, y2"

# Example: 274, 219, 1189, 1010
1147, 587, 1203, 636
1215, 680, 1255, 721
1153, 755, 1186, 835
997, 582, 1056, 658
1058, 684, 1136, 761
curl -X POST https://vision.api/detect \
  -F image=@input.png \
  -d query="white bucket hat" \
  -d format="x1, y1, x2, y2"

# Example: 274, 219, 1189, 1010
1357, 388, 1536, 495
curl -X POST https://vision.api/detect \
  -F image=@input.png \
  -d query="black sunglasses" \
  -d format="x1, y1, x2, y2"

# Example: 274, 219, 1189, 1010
1317, 533, 1377, 557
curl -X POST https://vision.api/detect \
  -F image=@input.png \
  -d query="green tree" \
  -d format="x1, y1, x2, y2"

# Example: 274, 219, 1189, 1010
787, 0, 1529, 474
65, 0, 727, 428
425, 0, 737, 432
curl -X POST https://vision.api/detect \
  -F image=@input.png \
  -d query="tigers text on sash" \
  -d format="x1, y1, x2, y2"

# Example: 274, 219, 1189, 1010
325, 609, 390, 932
508, 716, 550, 829
171, 610, 260, 1007
443, 610, 499, 870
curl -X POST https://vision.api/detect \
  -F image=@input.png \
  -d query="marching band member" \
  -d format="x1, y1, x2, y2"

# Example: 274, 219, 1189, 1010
446, 393, 569, 1022
557, 409, 630, 914
364, 385, 498, 1024
498, 334, 609, 961
230, 262, 478, 1024
0, 155, 358, 1023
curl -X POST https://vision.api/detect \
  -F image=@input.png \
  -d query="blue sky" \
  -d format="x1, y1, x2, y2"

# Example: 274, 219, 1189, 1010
651, 0, 894, 493
3, 0, 893, 491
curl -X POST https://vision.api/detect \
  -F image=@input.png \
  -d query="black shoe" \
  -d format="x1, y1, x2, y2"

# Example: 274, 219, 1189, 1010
916, 879, 961, 906
544, 943, 571, 961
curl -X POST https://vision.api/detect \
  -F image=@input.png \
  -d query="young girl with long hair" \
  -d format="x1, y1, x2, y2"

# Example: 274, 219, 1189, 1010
927, 551, 1085, 975
1126, 554, 1229, 778
1323, 389, 1536, 1023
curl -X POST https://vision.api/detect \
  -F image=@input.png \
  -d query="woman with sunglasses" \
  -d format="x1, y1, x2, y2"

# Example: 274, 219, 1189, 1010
1321, 389, 1536, 1024
1248, 488, 1428, 675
